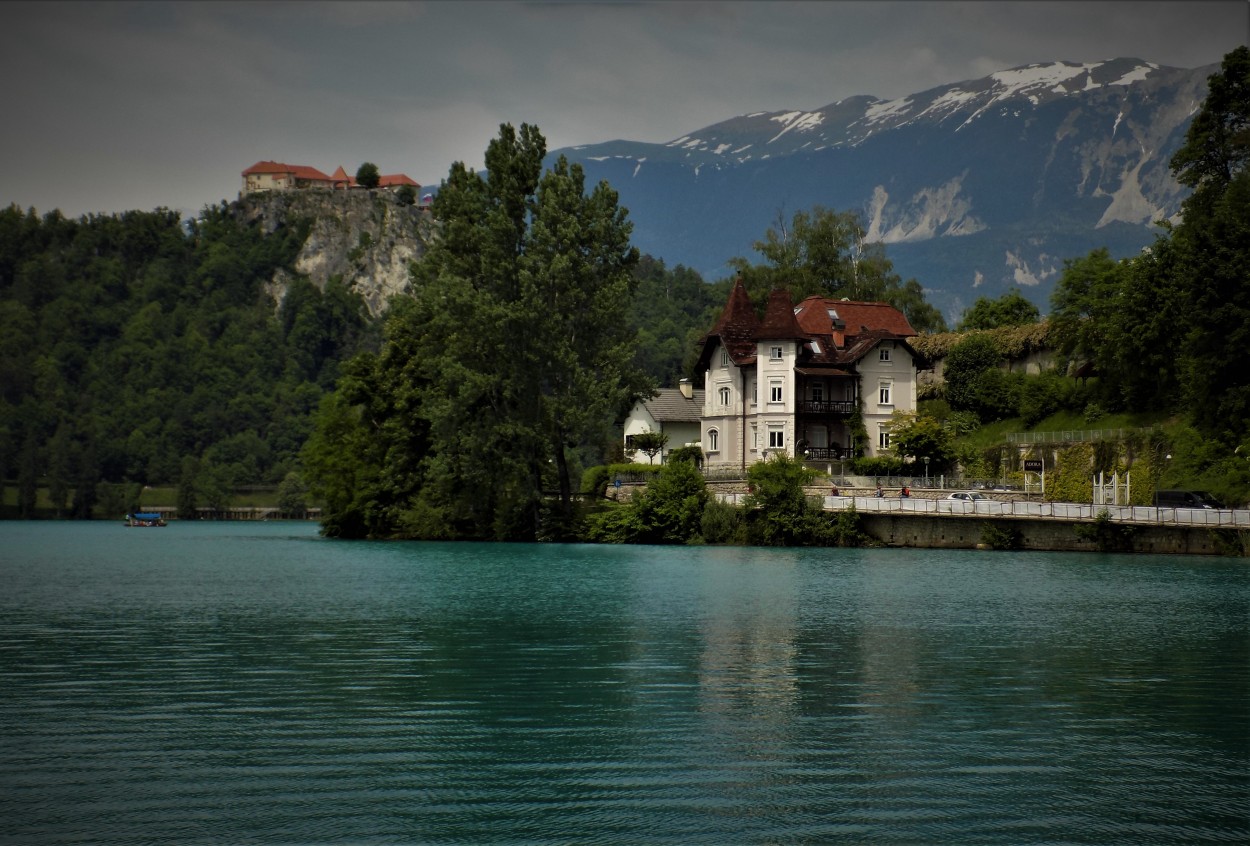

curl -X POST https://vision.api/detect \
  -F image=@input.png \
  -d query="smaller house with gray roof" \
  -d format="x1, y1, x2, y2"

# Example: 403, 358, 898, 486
622, 379, 705, 464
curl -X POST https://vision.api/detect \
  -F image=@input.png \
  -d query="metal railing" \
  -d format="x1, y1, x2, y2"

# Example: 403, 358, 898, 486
797, 400, 856, 416
711, 493, 1250, 527
1006, 426, 1159, 445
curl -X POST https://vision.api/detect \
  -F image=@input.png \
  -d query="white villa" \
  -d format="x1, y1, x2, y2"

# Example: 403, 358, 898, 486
691, 280, 923, 471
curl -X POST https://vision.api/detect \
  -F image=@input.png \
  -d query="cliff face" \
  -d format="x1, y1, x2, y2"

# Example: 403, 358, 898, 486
236, 189, 432, 317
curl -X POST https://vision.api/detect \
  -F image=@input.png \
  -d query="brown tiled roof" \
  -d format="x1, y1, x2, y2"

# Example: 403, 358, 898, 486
642, 388, 705, 423
241, 161, 333, 182
793, 296, 917, 338
243, 161, 416, 188
379, 174, 420, 188
696, 278, 761, 369
757, 288, 807, 340
242, 160, 289, 175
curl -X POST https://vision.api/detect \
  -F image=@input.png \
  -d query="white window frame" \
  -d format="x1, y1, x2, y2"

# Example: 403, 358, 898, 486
879, 426, 891, 450
770, 380, 783, 404
751, 424, 758, 452
879, 347, 891, 362
707, 428, 720, 453
878, 381, 892, 406
717, 385, 731, 407
768, 425, 785, 449
769, 345, 783, 361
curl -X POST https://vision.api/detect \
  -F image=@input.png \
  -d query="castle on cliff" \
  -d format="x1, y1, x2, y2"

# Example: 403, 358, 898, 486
241, 161, 420, 195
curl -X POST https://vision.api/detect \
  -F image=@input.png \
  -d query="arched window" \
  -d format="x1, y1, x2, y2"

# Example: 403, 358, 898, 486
707, 428, 720, 453
718, 386, 731, 407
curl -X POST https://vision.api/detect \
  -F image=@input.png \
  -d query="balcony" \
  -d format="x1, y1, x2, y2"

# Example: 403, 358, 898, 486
798, 400, 856, 416
802, 446, 849, 460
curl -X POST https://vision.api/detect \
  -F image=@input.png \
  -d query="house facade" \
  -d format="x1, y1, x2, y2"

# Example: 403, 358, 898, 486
622, 380, 705, 464
694, 281, 922, 471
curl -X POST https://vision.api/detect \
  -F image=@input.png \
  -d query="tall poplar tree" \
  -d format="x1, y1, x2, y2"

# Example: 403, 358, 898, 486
392, 123, 646, 540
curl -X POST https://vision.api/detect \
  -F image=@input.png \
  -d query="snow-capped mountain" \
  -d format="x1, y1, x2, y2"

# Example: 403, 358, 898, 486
552, 58, 1214, 320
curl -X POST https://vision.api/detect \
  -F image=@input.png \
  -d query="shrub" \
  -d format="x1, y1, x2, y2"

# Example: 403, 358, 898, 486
744, 453, 821, 546
980, 522, 1022, 550
1074, 509, 1137, 553
850, 455, 904, 476
634, 459, 709, 543
815, 503, 871, 547
667, 444, 704, 466
701, 498, 745, 544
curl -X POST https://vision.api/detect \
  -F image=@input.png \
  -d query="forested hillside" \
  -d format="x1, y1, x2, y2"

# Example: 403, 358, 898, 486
0, 202, 379, 517
0, 194, 725, 521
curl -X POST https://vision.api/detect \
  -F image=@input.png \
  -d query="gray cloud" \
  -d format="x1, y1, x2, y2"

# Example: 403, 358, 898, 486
2, 0, 1245, 218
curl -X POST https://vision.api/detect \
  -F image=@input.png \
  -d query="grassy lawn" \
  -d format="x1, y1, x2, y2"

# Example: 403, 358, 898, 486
955, 409, 1175, 450
3, 485, 307, 519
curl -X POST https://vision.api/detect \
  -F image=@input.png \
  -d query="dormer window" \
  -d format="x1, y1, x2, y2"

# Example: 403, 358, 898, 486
719, 350, 729, 368
809, 340, 822, 354
770, 345, 783, 361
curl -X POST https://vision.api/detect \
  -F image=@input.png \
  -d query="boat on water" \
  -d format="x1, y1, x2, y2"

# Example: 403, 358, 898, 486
125, 512, 167, 527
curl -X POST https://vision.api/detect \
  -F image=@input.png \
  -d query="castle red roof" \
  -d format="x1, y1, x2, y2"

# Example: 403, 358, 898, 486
379, 174, 419, 188
242, 161, 333, 181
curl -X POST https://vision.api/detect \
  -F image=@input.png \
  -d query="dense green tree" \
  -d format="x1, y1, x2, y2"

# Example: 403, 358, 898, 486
1046, 48, 1250, 442
176, 456, 200, 520
0, 199, 378, 518
742, 452, 819, 546
887, 411, 955, 471
277, 471, 308, 516
957, 289, 1040, 330
633, 458, 709, 543
631, 430, 668, 464
629, 255, 722, 384
46, 423, 73, 517
386, 123, 646, 540
728, 206, 947, 332
355, 162, 381, 190
1049, 248, 1126, 379
1170, 46, 1250, 211
942, 334, 1002, 416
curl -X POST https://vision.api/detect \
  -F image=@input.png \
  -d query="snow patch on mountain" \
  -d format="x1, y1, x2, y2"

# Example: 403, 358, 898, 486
865, 176, 985, 244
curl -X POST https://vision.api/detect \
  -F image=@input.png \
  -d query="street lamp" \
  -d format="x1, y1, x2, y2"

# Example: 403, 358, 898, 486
1154, 451, 1172, 506
923, 456, 930, 487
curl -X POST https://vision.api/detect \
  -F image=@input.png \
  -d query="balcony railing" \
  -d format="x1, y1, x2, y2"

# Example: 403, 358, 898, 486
801, 446, 849, 460
798, 400, 856, 416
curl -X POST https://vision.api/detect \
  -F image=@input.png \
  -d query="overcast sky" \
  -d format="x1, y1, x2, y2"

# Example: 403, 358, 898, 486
2, 0, 1246, 219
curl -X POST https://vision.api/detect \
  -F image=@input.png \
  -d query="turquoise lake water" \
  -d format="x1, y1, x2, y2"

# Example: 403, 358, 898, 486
1, 521, 1246, 844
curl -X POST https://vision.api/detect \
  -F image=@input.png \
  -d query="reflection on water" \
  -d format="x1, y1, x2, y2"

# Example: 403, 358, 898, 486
0, 522, 1246, 845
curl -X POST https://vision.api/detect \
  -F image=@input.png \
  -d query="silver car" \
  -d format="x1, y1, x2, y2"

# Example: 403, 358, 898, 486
947, 492, 991, 501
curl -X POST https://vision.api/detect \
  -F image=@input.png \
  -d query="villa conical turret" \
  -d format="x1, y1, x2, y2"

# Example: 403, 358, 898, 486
756, 288, 807, 341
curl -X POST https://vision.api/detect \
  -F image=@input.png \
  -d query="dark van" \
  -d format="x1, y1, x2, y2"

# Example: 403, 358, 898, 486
1153, 490, 1226, 509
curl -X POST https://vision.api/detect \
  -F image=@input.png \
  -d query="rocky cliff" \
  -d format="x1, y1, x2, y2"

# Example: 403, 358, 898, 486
236, 189, 432, 317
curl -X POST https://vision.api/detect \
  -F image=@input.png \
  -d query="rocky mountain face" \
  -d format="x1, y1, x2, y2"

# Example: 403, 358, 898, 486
553, 58, 1214, 321
236, 189, 431, 317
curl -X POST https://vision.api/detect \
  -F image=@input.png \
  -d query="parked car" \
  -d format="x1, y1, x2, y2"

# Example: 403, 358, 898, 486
1153, 490, 1226, 509
948, 492, 991, 501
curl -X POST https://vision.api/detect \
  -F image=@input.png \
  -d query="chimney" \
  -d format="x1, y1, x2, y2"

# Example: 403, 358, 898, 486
679, 378, 693, 399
